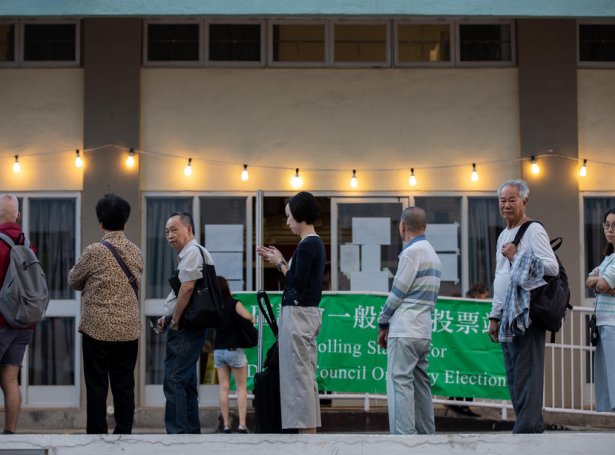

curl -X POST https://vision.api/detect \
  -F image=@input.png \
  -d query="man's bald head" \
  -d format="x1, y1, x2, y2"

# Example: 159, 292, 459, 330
0, 194, 19, 223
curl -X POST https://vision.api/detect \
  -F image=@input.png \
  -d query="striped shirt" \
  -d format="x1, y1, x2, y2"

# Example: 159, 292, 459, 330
377, 235, 441, 339
592, 253, 615, 327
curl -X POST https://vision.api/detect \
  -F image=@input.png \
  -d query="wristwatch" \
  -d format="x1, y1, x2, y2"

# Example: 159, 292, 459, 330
276, 259, 287, 272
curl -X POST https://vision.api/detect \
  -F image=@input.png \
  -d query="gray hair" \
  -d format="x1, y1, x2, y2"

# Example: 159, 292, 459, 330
497, 179, 530, 199
401, 206, 427, 232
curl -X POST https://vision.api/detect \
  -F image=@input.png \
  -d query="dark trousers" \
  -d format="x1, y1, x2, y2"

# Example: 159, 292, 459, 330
82, 333, 139, 434
501, 322, 546, 433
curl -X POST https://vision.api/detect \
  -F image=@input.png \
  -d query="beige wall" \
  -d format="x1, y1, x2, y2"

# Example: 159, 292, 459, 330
141, 68, 521, 192
578, 69, 615, 192
0, 69, 83, 191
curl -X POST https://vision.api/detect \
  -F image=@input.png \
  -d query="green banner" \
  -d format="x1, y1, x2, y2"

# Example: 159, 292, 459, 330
235, 293, 509, 400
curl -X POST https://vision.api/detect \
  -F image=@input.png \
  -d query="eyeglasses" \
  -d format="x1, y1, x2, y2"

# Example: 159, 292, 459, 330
604, 223, 615, 231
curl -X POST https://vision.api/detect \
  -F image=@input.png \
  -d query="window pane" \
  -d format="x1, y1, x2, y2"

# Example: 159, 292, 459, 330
580, 24, 615, 62
200, 197, 247, 291
28, 317, 75, 385
262, 197, 331, 291
414, 197, 461, 296
584, 197, 615, 297
29, 198, 76, 299
468, 197, 505, 295
146, 197, 193, 298
334, 24, 387, 63
0, 23, 15, 61
398, 24, 450, 62
209, 24, 261, 61
459, 24, 512, 62
145, 322, 165, 384
147, 23, 200, 61
273, 24, 325, 62
336, 202, 402, 291
24, 23, 76, 61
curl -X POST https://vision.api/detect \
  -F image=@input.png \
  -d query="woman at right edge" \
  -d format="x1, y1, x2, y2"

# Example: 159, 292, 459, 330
256, 191, 326, 434
586, 208, 615, 412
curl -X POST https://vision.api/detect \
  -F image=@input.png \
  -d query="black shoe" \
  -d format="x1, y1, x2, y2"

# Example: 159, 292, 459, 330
237, 426, 249, 434
452, 406, 480, 417
223, 426, 231, 434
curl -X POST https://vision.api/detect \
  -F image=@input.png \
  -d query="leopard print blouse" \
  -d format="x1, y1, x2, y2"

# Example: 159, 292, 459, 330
68, 231, 143, 342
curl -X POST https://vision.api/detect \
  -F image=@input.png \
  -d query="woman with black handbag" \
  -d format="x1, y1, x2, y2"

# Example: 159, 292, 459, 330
256, 191, 326, 434
586, 208, 615, 412
214, 276, 255, 433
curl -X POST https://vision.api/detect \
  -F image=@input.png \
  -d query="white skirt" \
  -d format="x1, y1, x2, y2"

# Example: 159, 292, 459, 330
278, 305, 322, 429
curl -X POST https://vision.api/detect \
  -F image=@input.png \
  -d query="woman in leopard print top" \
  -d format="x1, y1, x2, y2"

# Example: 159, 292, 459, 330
68, 193, 143, 435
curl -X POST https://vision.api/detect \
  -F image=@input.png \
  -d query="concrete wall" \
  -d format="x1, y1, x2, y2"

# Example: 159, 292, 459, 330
578, 69, 615, 192
141, 68, 520, 192
0, 69, 83, 191
517, 19, 581, 305
82, 18, 142, 246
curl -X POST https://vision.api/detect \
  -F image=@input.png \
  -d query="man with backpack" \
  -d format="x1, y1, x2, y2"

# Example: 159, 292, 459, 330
488, 180, 559, 434
0, 194, 35, 434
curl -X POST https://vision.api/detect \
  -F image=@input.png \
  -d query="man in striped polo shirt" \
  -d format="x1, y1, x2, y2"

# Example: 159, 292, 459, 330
377, 206, 442, 435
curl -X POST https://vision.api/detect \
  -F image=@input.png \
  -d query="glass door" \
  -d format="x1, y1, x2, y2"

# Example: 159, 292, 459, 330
18, 195, 81, 407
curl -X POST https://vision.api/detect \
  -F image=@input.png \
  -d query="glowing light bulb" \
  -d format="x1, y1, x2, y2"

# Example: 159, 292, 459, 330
75, 149, 83, 168
409, 168, 417, 186
350, 169, 358, 188
471, 163, 479, 182
579, 159, 587, 177
530, 156, 540, 175
12, 155, 21, 174
126, 148, 135, 168
184, 158, 193, 176
241, 164, 249, 181
291, 168, 303, 189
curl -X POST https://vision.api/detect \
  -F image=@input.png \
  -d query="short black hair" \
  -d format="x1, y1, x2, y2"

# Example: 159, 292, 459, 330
169, 211, 195, 234
287, 191, 320, 224
604, 208, 615, 257
96, 193, 131, 231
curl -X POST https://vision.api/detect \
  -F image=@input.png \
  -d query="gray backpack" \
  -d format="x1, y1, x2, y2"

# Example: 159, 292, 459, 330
0, 232, 49, 328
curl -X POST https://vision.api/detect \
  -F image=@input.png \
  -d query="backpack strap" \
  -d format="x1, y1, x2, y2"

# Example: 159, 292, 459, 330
512, 220, 539, 247
0, 232, 29, 248
101, 240, 138, 301
0, 232, 15, 248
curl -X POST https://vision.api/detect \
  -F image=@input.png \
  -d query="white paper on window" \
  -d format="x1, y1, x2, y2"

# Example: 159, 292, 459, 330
205, 224, 244, 252
210, 252, 243, 280
340, 244, 360, 273
425, 223, 459, 252
361, 244, 381, 272
350, 271, 389, 292
352, 217, 390, 245
439, 253, 459, 283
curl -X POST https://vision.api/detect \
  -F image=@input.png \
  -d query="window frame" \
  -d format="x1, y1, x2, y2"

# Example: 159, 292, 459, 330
204, 18, 266, 67
454, 19, 516, 67
577, 20, 615, 68
0, 20, 18, 67
331, 19, 391, 68
19, 19, 80, 67
143, 18, 203, 67
267, 19, 330, 67
9, 192, 81, 407
580, 192, 615, 306
393, 20, 454, 67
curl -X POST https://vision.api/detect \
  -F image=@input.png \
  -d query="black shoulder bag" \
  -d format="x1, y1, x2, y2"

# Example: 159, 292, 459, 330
169, 246, 223, 330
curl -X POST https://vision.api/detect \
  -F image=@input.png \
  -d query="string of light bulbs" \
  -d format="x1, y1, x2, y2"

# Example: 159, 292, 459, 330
4, 145, 611, 188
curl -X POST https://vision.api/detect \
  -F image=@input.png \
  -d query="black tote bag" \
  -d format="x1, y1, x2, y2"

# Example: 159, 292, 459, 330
169, 246, 223, 330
